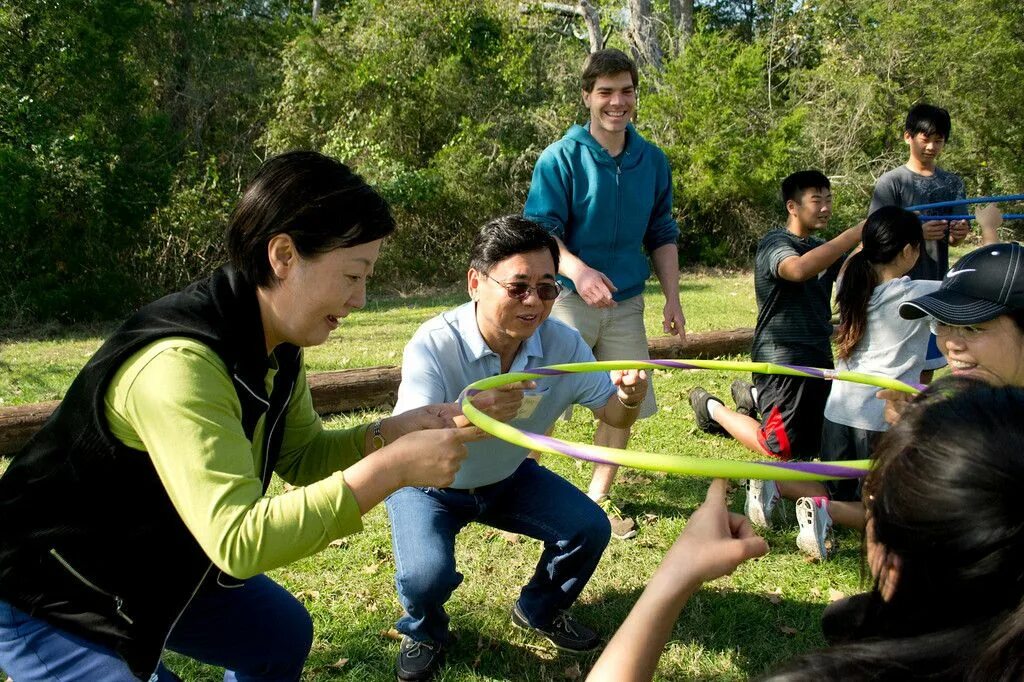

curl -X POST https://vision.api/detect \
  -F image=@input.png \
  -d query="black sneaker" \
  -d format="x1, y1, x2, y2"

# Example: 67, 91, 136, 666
511, 602, 601, 652
396, 635, 445, 681
730, 379, 758, 419
688, 387, 725, 434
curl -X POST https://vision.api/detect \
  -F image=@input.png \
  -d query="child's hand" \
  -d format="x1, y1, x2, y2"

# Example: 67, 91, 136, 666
663, 479, 769, 585
921, 220, 949, 241
876, 388, 912, 425
975, 204, 1004, 245
976, 203, 1003, 231
948, 219, 970, 244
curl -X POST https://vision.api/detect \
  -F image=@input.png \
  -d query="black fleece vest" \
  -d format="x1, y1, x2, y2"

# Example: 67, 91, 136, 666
0, 265, 302, 677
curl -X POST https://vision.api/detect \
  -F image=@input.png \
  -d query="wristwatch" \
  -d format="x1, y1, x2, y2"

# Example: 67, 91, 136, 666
371, 419, 386, 450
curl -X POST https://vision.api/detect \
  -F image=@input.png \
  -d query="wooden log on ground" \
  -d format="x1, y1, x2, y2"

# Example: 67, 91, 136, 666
0, 328, 753, 457
0, 400, 61, 458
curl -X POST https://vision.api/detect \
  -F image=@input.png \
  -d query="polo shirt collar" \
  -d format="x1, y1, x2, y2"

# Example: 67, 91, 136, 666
455, 301, 545, 370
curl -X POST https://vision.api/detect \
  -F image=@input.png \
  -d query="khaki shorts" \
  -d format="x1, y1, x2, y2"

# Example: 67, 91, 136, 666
549, 291, 657, 419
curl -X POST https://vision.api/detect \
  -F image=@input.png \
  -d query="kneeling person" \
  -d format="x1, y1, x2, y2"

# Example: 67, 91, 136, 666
387, 216, 648, 680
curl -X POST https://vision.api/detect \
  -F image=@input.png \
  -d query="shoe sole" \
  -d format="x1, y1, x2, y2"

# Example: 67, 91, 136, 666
744, 482, 777, 529
796, 499, 828, 560
730, 381, 757, 418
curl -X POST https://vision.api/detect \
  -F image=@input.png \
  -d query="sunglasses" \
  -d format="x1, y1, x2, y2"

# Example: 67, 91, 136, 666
483, 272, 562, 301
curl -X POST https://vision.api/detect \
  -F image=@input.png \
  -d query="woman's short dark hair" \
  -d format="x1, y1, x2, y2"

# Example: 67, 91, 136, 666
469, 216, 559, 274
227, 151, 395, 287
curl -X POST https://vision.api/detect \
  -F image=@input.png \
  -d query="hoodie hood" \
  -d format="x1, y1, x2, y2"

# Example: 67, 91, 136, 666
563, 123, 648, 170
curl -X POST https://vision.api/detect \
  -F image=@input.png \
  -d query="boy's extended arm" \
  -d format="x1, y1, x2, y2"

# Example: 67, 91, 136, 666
587, 480, 768, 682
777, 221, 864, 283
976, 203, 1003, 245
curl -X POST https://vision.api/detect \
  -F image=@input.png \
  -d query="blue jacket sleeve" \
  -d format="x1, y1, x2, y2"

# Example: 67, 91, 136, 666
524, 148, 571, 239
642, 149, 680, 252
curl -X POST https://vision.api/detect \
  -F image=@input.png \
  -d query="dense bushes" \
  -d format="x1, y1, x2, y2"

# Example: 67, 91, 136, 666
1, 0, 1022, 326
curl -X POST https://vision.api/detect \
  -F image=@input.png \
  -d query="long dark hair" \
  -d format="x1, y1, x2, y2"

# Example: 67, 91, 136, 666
766, 379, 1024, 681
834, 206, 923, 359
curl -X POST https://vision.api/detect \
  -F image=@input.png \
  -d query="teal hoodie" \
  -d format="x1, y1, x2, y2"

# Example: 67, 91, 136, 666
524, 123, 678, 301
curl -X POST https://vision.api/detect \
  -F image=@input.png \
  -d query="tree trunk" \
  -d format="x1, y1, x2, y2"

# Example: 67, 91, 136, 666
627, 0, 663, 70
577, 0, 603, 52
669, 0, 694, 54
312, 0, 320, 23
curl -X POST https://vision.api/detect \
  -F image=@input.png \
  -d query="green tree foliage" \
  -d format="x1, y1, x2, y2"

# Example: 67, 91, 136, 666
264, 0, 582, 286
0, 1, 174, 322
1, 0, 1021, 325
644, 28, 806, 263
795, 0, 1024, 213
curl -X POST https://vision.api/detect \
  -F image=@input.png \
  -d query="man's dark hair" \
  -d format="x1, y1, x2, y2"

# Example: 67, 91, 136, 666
781, 170, 831, 206
469, 216, 560, 274
227, 150, 395, 287
581, 48, 638, 93
905, 103, 952, 141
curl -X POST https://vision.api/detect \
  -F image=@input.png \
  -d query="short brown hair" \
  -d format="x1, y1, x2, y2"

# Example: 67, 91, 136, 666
581, 49, 638, 93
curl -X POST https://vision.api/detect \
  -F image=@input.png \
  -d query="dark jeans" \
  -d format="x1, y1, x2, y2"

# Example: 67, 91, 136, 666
385, 458, 611, 645
0, 574, 312, 681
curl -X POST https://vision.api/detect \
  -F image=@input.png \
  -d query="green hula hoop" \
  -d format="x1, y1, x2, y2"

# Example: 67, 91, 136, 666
459, 359, 922, 481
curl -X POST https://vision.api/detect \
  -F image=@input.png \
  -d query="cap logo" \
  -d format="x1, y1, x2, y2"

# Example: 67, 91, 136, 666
945, 268, 976, 279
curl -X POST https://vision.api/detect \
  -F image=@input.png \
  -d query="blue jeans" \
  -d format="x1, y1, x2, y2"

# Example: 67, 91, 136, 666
0, 574, 312, 681
385, 458, 611, 645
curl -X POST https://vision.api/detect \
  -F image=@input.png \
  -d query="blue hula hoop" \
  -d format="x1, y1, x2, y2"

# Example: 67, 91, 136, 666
907, 193, 1024, 212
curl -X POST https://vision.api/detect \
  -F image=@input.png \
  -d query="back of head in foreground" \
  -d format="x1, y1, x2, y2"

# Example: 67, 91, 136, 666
766, 378, 1024, 681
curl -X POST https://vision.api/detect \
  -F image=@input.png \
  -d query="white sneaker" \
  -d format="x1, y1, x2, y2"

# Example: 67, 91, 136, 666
796, 496, 833, 561
744, 479, 779, 528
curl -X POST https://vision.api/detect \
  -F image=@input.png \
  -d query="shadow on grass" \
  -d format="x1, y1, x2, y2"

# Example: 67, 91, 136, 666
577, 586, 829, 680
299, 587, 830, 681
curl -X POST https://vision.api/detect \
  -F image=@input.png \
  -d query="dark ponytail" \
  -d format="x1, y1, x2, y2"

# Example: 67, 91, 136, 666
834, 207, 923, 359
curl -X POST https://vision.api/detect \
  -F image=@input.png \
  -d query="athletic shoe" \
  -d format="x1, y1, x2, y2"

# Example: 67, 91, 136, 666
595, 495, 638, 540
511, 602, 601, 652
396, 636, 445, 681
730, 379, 758, 419
744, 478, 780, 528
796, 496, 834, 561
688, 387, 726, 434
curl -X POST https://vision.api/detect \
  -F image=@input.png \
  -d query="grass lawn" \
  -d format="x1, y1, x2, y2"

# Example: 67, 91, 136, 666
0, 268, 867, 681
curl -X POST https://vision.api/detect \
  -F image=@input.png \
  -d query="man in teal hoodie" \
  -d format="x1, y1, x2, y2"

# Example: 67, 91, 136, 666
524, 48, 685, 539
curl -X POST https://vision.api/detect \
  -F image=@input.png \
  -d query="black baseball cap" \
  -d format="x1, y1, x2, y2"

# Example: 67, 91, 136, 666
900, 243, 1024, 324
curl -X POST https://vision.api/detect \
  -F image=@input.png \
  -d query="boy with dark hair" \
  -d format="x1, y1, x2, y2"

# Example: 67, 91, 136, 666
689, 171, 862, 519
871, 103, 968, 279
871, 103, 968, 379
524, 48, 684, 540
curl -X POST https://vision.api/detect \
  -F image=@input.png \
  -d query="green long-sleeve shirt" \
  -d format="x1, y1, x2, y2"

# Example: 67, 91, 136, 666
103, 337, 367, 578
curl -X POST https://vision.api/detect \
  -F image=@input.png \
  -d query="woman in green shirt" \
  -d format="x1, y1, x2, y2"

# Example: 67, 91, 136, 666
0, 151, 518, 681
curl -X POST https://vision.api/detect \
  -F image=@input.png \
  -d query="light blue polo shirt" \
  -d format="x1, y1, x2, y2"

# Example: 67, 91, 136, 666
393, 301, 616, 488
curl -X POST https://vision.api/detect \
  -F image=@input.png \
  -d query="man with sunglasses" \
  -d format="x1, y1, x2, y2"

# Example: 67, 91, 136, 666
386, 216, 648, 681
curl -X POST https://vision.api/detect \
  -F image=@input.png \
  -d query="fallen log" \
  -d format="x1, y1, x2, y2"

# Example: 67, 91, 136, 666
0, 327, 753, 456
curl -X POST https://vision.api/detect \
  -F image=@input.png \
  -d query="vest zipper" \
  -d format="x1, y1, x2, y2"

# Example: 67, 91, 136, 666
233, 374, 270, 408
49, 549, 135, 625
